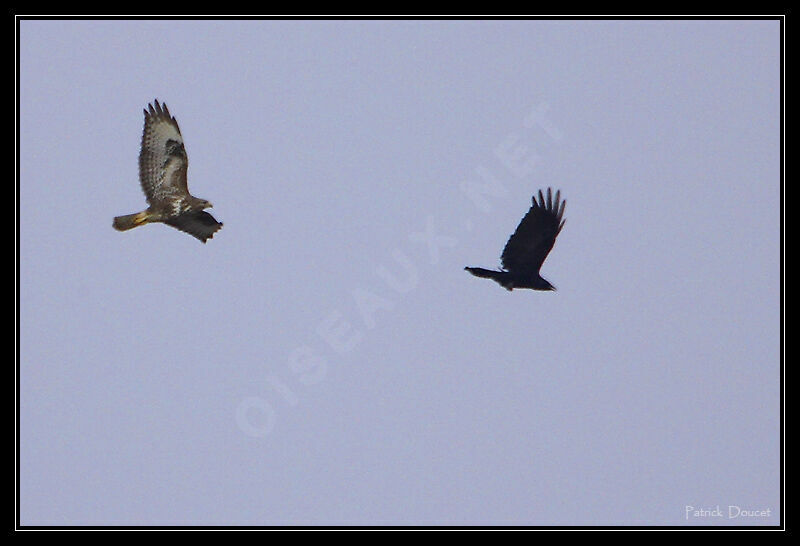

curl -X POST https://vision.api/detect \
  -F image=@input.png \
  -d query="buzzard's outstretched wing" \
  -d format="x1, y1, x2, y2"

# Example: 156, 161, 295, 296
164, 211, 223, 243
138, 100, 190, 205
501, 188, 566, 274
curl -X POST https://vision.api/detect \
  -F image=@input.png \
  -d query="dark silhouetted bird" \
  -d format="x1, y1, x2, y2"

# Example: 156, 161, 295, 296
465, 188, 566, 291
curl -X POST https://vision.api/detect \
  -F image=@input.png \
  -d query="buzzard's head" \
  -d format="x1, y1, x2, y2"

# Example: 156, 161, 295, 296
198, 199, 213, 209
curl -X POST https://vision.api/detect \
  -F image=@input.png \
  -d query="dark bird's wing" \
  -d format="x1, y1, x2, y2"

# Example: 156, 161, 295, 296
165, 211, 223, 243
138, 100, 190, 205
500, 188, 566, 274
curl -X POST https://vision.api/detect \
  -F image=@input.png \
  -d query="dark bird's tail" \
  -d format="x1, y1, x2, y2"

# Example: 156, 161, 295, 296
464, 267, 513, 290
113, 211, 149, 232
464, 266, 499, 279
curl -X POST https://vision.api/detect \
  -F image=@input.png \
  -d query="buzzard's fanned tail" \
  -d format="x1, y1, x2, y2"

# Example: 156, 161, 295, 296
113, 211, 149, 231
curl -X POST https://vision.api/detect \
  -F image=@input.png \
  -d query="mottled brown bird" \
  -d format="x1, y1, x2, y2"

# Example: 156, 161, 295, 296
113, 100, 223, 243
465, 188, 566, 291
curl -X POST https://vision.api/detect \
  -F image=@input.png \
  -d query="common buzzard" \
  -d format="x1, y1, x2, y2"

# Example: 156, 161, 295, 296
113, 100, 223, 243
465, 188, 566, 291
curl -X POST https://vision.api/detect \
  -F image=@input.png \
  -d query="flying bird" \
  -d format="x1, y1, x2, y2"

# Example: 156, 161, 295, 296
465, 188, 566, 291
113, 100, 223, 243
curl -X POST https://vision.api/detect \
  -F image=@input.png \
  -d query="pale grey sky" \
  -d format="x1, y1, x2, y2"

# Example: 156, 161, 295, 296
19, 19, 781, 526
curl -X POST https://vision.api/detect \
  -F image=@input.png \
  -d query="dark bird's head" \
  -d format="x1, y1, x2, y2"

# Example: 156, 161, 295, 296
196, 198, 213, 209
518, 274, 557, 291
539, 278, 557, 291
